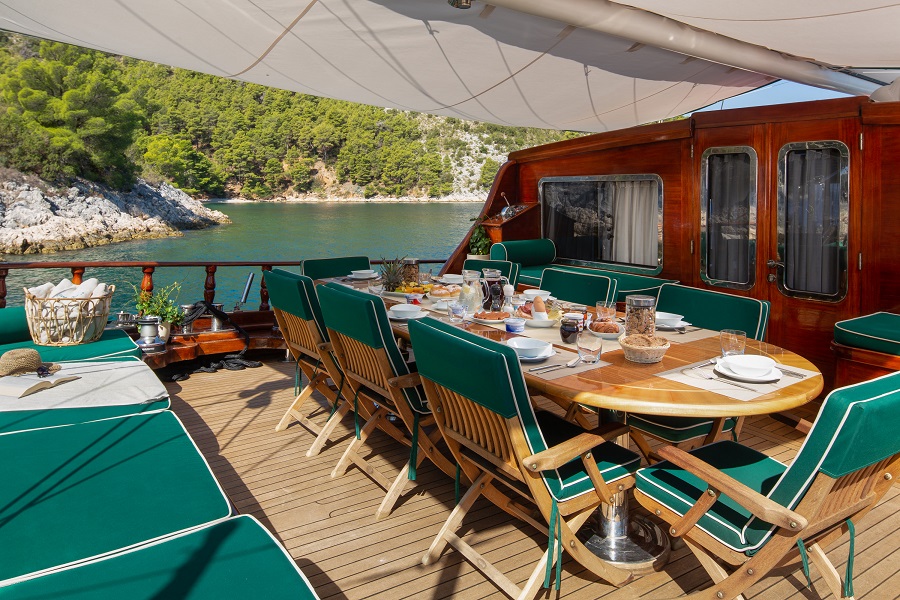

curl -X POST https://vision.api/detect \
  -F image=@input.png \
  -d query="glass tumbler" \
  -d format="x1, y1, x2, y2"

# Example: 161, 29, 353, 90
720, 329, 747, 356
448, 302, 467, 323
576, 330, 603, 364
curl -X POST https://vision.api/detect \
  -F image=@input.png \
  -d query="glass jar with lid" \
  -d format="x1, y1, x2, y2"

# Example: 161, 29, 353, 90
625, 295, 656, 336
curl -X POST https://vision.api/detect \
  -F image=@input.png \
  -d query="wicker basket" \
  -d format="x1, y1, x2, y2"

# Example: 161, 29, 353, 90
23, 285, 115, 346
618, 333, 670, 364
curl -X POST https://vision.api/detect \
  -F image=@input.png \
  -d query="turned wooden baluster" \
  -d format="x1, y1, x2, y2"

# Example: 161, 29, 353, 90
0, 268, 7, 309
260, 265, 272, 311
70, 266, 85, 285
141, 266, 155, 294
204, 265, 217, 304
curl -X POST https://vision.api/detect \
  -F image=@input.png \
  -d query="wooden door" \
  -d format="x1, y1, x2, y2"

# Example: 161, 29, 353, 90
763, 117, 862, 388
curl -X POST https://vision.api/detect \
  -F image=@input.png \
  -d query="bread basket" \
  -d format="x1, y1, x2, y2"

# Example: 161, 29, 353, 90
619, 333, 670, 364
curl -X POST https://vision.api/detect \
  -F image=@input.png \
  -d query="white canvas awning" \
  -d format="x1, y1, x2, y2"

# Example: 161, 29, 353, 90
0, 1, 897, 132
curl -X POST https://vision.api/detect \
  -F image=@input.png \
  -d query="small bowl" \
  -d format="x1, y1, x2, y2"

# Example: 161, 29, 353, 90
655, 312, 684, 327
441, 274, 464, 284
523, 289, 552, 301
390, 304, 423, 317
525, 317, 556, 328
721, 355, 775, 377
351, 269, 376, 276
507, 337, 551, 358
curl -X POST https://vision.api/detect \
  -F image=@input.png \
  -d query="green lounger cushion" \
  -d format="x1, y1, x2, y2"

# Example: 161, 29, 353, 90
490, 239, 556, 266
517, 265, 546, 287
409, 316, 640, 502
834, 312, 900, 356
626, 414, 737, 443
0, 328, 141, 362
0, 306, 31, 342
0, 516, 319, 599
550, 266, 675, 303
0, 412, 231, 583
0, 399, 171, 435
637, 371, 900, 553
656, 283, 770, 341
302, 256, 370, 281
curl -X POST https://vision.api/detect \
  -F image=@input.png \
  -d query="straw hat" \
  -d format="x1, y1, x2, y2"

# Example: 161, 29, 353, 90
0, 349, 60, 377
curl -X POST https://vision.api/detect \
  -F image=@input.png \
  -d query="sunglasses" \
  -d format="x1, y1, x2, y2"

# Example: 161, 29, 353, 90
36, 365, 51, 378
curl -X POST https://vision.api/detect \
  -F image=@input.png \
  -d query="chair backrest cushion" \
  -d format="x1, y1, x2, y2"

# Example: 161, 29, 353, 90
657, 283, 769, 340
742, 371, 900, 550
302, 256, 370, 281
490, 239, 556, 266
462, 259, 520, 288
318, 283, 427, 413
264, 269, 327, 341
539, 268, 616, 306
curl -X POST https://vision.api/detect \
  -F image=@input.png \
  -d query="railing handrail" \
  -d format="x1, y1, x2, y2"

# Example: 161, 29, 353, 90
0, 258, 448, 309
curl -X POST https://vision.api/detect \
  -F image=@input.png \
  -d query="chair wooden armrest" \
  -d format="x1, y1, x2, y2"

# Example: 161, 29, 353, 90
658, 446, 808, 532
388, 372, 422, 389
317, 341, 333, 352
525, 423, 629, 471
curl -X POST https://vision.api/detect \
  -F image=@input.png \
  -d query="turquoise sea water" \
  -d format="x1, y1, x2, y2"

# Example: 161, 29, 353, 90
2, 202, 481, 312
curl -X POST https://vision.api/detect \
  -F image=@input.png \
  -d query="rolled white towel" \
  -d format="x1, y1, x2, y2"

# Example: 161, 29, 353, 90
90, 283, 108, 298
57, 278, 100, 299
27, 282, 54, 297
49, 279, 75, 298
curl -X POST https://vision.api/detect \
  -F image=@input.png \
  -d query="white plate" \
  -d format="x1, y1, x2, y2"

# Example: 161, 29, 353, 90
388, 310, 428, 321
589, 322, 625, 339
525, 318, 557, 328
655, 321, 692, 331
348, 272, 380, 280
714, 362, 782, 383
518, 345, 557, 363
471, 317, 509, 325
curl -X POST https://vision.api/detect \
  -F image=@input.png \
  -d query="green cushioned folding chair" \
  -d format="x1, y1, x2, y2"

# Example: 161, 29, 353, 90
317, 283, 457, 519
302, 256, 370, 281
462, 258, 520, 288
0, 411, 231, 584
627, 283, 771, 463
538, 267, 617, 306
0, 357, 170, 434
635, 371, 900, 600
265, 269, 357, 456
0, 516, 320, 599
409, 316, 641, 599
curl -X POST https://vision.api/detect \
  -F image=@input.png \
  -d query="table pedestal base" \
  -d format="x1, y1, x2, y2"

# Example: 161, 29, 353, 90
578, 495, 670, 575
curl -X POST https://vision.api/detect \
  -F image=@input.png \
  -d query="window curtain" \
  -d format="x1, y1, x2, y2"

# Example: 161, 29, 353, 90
607, 180, 657, 267
707, 154, 751, 283
783, 149, 842, 295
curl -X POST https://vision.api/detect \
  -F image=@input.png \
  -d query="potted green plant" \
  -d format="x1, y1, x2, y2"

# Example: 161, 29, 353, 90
132, 281, 183, 340
468, 216, 491, 260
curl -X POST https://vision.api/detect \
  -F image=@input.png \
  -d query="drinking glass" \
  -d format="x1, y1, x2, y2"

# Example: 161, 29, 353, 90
720, 329, 747, 357
576, 330, 603, 364
595, 300, 617, 322
448, 302, 467, 323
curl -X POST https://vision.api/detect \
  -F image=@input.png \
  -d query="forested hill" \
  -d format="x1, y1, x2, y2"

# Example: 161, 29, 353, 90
0, 34, 581, 200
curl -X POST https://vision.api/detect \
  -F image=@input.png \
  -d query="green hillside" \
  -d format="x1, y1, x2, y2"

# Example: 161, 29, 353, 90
0, 34, 581, 199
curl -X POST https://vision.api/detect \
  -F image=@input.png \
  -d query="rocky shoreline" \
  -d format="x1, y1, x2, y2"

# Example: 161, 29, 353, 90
0, 172, 231, 254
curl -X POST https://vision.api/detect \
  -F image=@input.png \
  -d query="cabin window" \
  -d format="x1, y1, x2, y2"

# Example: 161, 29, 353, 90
776, 141, 849, 301
700, 147, 757, 290
538, 175, 663, 273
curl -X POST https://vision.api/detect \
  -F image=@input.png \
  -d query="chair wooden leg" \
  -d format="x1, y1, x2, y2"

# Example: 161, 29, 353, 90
306, 400, 351, 457
331, 406, 387, 478
808, 542, 851, 600
516, 549, 552, 600
683, 538, 747, 600
375, 462, 413, 520
423, 472, 490, 565
275, 371, 330, 432
629, 429, 661, 463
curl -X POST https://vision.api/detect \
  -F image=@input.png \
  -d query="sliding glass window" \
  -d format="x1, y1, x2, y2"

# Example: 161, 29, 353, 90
700, 147, 757, 289
776, 141, 849, 301
539, 175, 662, 273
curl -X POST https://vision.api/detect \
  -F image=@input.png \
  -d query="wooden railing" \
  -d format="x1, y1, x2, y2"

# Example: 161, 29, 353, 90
0, 259, 447, 309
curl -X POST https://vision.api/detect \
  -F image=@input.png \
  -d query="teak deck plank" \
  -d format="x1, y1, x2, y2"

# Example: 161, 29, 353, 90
165, 360, 899, 600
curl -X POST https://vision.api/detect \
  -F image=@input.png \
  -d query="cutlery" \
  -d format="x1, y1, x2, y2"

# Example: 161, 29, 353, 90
776, 367, 807, 379
529, 364, 564, 374
566, 355, 582, 367
691, 367, 757, 391
675, 326, 700, 334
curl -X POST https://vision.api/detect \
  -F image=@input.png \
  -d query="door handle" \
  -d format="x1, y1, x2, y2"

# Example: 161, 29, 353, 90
766, 259, 784, 269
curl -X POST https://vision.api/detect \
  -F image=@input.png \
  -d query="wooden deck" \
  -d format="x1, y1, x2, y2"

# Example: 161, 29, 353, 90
164, 358, 900, 599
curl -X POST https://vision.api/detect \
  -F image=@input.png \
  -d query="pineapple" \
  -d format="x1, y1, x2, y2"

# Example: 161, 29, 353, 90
380, 256, 406, 292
